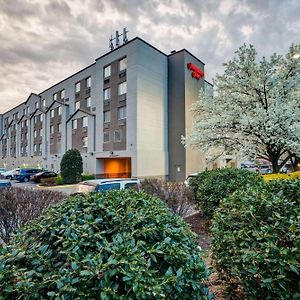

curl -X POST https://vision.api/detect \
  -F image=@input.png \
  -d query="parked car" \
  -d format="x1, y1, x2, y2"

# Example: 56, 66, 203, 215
30, 171, 57, 183
73, 178, 141, 195
2, 168, 19, 180
0, 168, 7, 175
14, 168, 43, 182
0, 179, 12, 190
257, 164, 272, 174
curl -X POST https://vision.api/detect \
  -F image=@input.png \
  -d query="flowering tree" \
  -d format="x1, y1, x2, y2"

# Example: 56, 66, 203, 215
187, 44, 300, 172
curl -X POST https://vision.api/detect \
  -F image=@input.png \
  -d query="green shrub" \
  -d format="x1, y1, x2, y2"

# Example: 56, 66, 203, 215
211, 180, 300, 299
81, 174, 96, 181
55, 175, 63, 185
60, 149, 83, 184
0, 190, 213, 299
189, 168, 262, 218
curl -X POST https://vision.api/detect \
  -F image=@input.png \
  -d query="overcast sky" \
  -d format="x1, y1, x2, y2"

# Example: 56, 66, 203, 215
0, 0, 299, 113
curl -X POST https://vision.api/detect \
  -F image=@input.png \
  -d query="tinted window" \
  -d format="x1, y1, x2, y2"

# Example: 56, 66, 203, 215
97, 183, 120, 192
124, 182, 138, 191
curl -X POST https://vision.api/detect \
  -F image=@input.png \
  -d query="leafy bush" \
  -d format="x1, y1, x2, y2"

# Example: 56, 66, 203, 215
0, 190, 212, 299
55, 175, 63, 185
189, 168, 263, 218
211, 180, 300, 299
263, 170, 300, 181
81, 174, 96, 181
0, 188, 65, 245
60, 149, 83, 184
40, 177, 56, 186
141, 179, 195, 217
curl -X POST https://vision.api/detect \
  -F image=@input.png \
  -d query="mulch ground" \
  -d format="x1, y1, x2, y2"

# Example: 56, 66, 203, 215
184, 212, 228, 300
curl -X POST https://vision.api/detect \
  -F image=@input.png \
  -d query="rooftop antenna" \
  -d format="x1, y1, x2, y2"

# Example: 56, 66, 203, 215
109, 27, 129, 51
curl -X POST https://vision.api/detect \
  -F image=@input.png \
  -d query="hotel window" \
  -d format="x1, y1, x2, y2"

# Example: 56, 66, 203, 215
21, 133, 23, 140
23, 108, 26, 115
114, 130, 121, 142
24, 145, 27, 153
50, 109, 54, 118
34, 116, 38, 124
72, 119, 77, 130
53, 93, 57, 101
82, 136, 88, 148
39, 128, 42, 136
40, 114, 43, 122
82, 116, 88, 127
118, 81, 127, 95
103, 111, 110, 123
103, 88, 111, 100
118, 106, 127, 120
58, 106, 62, 116
50, 125, 54, 134
86, 97, 91, 107
25, 120, 28, 127
42, 99, 46, 108
104, 65, 111, 78
86, 77, 91, 88
119, 57, 127, 72
57, 123, 61, 132
34, 130, 37, 138
61, 89, 65, 100
27, 107, 30, 114
35, 101, 39, 109
75, 101, 80, 110
25, 133, 28, 140
38, 144, 42, 152
75, 82, 81, 93
103, 132, 109, 143
34, 144, 37, 152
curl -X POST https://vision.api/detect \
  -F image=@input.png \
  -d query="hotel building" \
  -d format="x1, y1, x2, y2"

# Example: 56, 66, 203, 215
0, 36, 232, 181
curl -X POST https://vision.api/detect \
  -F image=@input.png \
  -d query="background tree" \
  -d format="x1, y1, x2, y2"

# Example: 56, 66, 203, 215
187, 44, 300, 172
60, 149, 83, 184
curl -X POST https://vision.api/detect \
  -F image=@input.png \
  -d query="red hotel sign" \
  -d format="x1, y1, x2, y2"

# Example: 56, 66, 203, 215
187, 62, 204, 80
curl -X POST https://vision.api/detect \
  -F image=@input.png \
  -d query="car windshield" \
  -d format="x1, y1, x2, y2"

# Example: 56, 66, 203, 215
97, 183, 121, 192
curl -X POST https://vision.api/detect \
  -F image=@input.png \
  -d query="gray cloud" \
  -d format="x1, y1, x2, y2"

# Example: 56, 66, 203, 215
0, 0, 299, 113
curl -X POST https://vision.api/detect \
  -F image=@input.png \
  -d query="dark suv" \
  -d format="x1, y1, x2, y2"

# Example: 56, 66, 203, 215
14, 168, 43, 182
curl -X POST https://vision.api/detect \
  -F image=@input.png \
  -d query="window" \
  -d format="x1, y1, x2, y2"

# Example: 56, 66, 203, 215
27, 107, 30, 114
86, 77, 91, 88
25, 133, 28, 140
35, 101, 39, 109
53, 93, 57, 101
119, 57, 127, 72
34, 116, 37, 124
34, 130, 37, 138
124, 182, 139, 190
42, 99, 46, 108
58, 106, 62, 116
82, 136, 88, 148
40, 114, 43, 122
103, 111, 110, 123
118, 106, 127, 120
114, 130, 121, 142
39, 129, 42, 136
38, 144, 42, 152
61, 89, 65, 100
57, 123, 61, 132
86, 97, 91, 107
25, 120, 28, 127
21, 133, 23, 140
103, 132, 109, 143
75, 101, 80, 110
72, 119, 77, 130
34, 144, 37, 152
23, 108, 26, 115
50, 125, 54, 134
24, 145, 27, 153
104, 65, 111, 78
75, 82, 81, 93
50, 109, 54, 118
82, 116, 88, 127
97, 183, 120, 192
118, 81, 127, 95
103, 88, 111, 100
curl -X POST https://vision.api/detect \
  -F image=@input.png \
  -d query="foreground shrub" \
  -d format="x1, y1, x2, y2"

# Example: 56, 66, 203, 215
0, 190, 213, 299
141, 179, 195, 217
60, 149, 83, 184
211, 180, 300, 299
263, 170, 300, 181
55, 175, 63, 185
189, 168, 262, 218
0, 188, 65, 244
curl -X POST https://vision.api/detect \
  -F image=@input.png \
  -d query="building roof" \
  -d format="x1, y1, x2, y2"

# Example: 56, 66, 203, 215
44, 100, 69, 114
66, 108, 95, 123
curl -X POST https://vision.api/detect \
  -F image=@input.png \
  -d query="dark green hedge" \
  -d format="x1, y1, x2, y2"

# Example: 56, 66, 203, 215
60, 149, 83, 184
211, 180, 300, 299
189, 168, 262, 218
0, 190, 213, 299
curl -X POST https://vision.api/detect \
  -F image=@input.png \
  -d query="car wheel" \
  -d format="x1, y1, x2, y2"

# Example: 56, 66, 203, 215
6, 175, 12, 180
23, 177, 29, 182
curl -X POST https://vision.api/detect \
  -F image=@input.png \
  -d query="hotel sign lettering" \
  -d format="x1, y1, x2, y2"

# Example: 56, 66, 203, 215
187, 62, 204, 80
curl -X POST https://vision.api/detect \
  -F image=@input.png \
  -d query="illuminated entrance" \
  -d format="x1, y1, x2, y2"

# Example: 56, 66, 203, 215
102, 157, 131, 178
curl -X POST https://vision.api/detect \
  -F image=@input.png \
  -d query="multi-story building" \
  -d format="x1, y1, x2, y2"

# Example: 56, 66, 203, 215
0, 36, 218, 181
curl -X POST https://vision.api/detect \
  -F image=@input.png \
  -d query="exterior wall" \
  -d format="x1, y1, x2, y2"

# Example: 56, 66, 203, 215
135, 40, 168, 178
